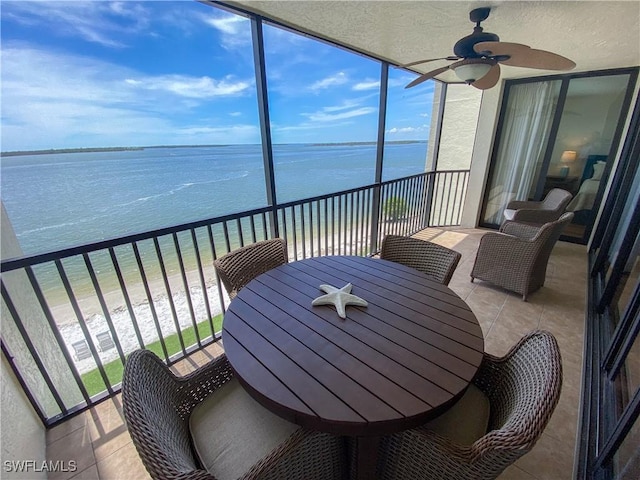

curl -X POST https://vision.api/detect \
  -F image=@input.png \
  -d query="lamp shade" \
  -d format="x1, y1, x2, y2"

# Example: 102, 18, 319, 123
561, 150, 577, 162
454, 63, 493, 84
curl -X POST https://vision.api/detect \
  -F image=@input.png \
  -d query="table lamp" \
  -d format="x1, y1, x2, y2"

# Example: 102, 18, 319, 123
560, 150, 577, 177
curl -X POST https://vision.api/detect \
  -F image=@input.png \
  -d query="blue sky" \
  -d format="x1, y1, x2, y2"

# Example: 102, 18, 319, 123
1, 1, 435, 151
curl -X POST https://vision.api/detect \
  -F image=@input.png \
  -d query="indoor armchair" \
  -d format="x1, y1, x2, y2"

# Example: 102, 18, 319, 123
502, 188, 573, 225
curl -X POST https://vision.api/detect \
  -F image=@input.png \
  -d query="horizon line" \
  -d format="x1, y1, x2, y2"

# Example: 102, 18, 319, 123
1, 140, 428, 157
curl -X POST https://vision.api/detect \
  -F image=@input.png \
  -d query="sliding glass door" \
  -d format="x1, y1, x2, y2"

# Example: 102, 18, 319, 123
578, 91, 640, 480
481, 80, 561, 225
481, 68, 638, 244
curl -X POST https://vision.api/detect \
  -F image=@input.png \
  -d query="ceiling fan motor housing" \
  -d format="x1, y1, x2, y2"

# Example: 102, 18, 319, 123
453, 28, 500, 58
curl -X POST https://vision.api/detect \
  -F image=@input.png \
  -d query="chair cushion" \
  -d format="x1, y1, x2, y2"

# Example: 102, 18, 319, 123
422, 384, 490, 445
189, 378, 300, 480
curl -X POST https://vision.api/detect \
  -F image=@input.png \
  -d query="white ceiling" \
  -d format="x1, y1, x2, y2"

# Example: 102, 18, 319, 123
225, 1, 640, 84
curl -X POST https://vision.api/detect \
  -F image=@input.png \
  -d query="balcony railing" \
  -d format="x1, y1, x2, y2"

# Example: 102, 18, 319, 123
1, 169, 469, 426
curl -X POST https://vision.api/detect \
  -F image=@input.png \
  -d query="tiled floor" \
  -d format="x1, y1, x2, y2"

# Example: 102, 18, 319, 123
46, 227, 587, 479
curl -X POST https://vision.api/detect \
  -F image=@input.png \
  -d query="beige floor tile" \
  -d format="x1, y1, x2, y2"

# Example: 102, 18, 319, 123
95, 443, 150, 480
495, 296, 544, 331
498, 464, 538, 480
465, 284, 508, 332
86, 397, 126, 442
515, 431, 575, 480
47, 412, 88, 445
46, 427, 96, 480
92, 429, 134, 464
69, 464, 99, 480
545, 388, 580, 446
484, 322, 534, 357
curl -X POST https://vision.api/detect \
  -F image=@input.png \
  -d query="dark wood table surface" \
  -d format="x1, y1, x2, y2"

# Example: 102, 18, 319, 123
222, 255, 484, 479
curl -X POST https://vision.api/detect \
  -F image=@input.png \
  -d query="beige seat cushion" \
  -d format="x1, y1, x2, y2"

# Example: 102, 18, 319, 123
189, 378, 300, 480
422, 384, 490, 445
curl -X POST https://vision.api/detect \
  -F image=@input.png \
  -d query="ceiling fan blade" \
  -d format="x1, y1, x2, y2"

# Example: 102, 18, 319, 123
401, 56, 459, 68
405, 65, 451, 88
474, 41, 576, 70
472, 63, 501, 90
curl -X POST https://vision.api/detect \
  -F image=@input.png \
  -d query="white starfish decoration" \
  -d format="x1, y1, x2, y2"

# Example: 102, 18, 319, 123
311, 283, 368, 319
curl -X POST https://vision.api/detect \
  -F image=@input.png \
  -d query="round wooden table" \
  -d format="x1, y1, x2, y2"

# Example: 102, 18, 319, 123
222, 255, 484, 479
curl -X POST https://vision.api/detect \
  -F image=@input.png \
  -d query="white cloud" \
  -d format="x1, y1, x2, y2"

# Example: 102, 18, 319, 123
203, 14, 246, 35
322, 99, 364, 113
386, 125, 429, 134
133, 74, 251, 98
0, 45, 256, 150
310, 72, 348, 92
353, 79, 380, 91
304, 107, 376, 122
201, 12, 251, 49
1, 1, 150, 48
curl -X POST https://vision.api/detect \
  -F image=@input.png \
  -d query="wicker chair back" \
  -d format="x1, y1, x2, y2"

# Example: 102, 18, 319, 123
380, 235, 462, 286
214, 238, 288, 299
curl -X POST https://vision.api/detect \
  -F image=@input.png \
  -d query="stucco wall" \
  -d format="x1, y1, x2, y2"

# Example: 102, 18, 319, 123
0, 203, 84, 419
1, 356, 47, 480
460, 82, 504, 228
437, 84, 483, 171
1, 202, 47, 479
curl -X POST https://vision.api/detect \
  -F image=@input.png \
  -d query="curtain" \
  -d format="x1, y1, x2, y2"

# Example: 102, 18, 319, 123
483, 81, 558, 224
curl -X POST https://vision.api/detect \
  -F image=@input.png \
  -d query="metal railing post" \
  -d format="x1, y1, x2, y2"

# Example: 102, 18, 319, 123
369, 62, 389, 254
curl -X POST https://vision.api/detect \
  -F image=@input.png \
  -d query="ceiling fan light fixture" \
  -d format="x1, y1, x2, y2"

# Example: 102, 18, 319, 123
453, 62, 493, 84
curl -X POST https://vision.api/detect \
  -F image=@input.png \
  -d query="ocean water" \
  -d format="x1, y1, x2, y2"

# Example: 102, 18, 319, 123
1, 142, 428, 256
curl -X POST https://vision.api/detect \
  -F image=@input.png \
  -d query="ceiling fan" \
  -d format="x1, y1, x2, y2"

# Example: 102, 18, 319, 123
404, 7, 576, 90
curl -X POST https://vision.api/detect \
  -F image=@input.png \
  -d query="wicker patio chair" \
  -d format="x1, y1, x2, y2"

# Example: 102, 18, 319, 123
122, 349, 347, 480
470, 212, 574, 300
214, 238, 288, 300
502, 188, 573, 225
380, 235, 462, 286
376, 330, 562, 480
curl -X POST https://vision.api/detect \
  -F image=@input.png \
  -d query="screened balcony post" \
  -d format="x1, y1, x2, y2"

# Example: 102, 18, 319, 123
251, 15, 279, 239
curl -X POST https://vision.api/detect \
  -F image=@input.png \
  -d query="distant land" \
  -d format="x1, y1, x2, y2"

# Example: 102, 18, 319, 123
0, 140, 426, 157
1, 146, 144, 157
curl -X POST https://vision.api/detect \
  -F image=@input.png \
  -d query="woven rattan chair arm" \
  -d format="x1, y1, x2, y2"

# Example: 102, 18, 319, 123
378, 428, 511, 479
408, 427, 476, 461
171, 471, 218, 480
473, 330, 553, 398
510, 209, 562, 225
499, 221, 542, 240
174, 353, 235, 415
240, 429, 345, 480
505, 200, 541, 210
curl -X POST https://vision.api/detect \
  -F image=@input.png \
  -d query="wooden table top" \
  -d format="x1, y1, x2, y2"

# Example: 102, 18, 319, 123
222, 255, 484, 437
